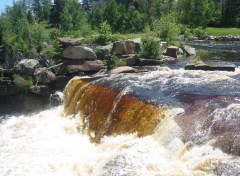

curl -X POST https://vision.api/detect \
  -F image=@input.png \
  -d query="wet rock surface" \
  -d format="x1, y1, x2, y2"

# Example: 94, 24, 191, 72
185, 61, 235, 71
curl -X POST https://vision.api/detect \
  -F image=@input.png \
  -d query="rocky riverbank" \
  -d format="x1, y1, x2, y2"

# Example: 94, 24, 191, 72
0, 36, 238, 113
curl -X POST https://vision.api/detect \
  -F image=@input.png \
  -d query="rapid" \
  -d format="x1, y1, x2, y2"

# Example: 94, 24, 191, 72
1, 67, 240, 176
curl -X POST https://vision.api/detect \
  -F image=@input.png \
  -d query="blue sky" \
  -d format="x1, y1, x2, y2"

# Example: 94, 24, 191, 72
0, 0, 13, 13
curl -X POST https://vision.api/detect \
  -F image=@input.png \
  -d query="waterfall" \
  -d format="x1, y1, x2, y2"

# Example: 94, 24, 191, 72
64, 78, 166, 143
1, 68, 240, 175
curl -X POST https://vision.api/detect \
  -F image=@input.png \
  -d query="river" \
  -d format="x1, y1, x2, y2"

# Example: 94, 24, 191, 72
0, 41, 240, 176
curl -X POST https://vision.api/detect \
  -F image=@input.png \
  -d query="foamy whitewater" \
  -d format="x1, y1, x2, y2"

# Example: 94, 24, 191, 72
0, 106, 239, 176
1, 68, 240, 175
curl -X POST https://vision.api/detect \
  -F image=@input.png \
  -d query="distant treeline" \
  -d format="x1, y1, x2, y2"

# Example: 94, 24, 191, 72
0, 0, 239, 60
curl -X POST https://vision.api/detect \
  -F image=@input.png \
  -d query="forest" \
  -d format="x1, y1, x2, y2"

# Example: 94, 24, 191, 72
0, 0, 239, 63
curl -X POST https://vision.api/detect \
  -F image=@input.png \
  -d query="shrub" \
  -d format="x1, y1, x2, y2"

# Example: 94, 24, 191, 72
153, 13, 179, 45
13, 74, 33, 93
112, 54, 125, 67
140, 36, 161, 60
193, 50, 216, 64
192, 27, 207, 38
95, 21, 112, 45
103, 53, 126, 70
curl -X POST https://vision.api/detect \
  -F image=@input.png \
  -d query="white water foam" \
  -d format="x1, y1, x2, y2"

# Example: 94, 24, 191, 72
1, 106, 239, 176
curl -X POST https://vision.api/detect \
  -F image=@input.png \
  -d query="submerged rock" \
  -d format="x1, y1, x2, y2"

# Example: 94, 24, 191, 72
134, 58, 163, 66
185, 61, 235, 71
50, 91, 63, 106
30, 85, 52, 97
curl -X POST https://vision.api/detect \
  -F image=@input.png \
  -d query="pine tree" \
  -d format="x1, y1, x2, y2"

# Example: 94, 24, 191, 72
50, 0, 65, 27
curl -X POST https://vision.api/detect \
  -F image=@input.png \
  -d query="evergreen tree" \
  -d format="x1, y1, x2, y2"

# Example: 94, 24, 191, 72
50, 0, 65, 27
82, 0, 92, 12
104, 0, 121, 32
60, 0, 86, 31
90, 1, 106, 28
179, 0, 217, 28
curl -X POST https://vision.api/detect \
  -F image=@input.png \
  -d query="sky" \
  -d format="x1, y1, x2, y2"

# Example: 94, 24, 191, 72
0, 0, 13, 13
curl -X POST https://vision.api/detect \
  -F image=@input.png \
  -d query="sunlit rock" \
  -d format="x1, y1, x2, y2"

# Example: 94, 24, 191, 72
62, 46, 97, 60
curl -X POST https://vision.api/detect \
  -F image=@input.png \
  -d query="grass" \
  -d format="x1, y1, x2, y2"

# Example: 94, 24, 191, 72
206, 27, 240, 36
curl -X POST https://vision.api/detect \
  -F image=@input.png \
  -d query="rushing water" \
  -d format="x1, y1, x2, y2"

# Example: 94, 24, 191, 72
1, 67, 240, 176
186, 40, 240, 62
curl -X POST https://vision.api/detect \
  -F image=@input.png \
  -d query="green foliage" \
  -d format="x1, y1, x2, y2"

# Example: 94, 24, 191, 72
197, 50, 216, 60
60, 0, 87, 31
193, 56, 201, 64
103, 53, 126, 70
50, 0, 65, 27
95, 22, 112, 45
179, 0, 217, 28
206, 27, 240, 36
112, 54, 126, 67
13, 74, 33, 93
140, 36, 161, 59
30, 23, 49, 52
153, 13, 179, 45
192, 27, 207, 38
193, 50, 216, 64
32, 0, 52, 22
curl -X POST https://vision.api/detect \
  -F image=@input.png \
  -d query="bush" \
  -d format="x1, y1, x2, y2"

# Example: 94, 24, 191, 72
140, 36, 161, 60
13, 74, 33, 93
103, 53, 126, 70
192, 27, 207, 38
193, 50, 216, 64
153, 13, 179, 45
112, 54, 126, 67
95, 21, 112, 45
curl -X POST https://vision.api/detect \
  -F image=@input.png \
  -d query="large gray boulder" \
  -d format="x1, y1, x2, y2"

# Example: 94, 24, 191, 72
112, 40, 141, 55
17, 59, 39, 76
59, 59, 105, 74
62, 46, 97, 60
58, 37, 84, 46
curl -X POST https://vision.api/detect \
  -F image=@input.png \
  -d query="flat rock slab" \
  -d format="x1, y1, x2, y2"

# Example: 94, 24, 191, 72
185, 61, 235, 71
110, 66, 137, 74
59, 59, 104, 74
62, 46, 97, 60
183, 45, 196, 56
59, 37, 84, 46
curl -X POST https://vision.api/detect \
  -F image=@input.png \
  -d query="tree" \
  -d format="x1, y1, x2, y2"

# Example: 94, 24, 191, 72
89, 1, 106, 29
60, 0, 88, 31
153, 13, 179, 45
104, 0, 121, 32
82, 0, 92, 12
179, 0, 217, 28
50, 0, 65, 27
